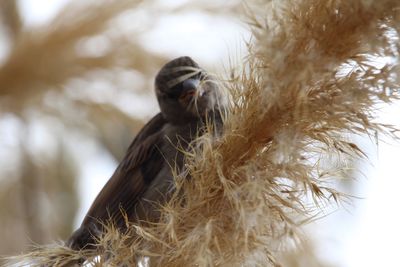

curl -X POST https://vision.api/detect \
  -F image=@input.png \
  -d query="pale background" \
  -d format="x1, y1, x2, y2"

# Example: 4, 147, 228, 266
1, 1, 399, 266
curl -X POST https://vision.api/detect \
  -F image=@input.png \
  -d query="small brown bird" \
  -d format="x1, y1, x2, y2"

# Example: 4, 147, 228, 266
66, 56, 224, 251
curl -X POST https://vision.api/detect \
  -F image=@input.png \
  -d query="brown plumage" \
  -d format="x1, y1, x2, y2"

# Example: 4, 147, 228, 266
66, 56, 225, 251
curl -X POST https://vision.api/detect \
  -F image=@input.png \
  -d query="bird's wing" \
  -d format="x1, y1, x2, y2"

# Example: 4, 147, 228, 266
81, 112, 167, 230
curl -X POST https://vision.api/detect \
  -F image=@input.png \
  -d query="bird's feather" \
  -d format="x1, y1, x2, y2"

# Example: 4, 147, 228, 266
67, 113, 167, 249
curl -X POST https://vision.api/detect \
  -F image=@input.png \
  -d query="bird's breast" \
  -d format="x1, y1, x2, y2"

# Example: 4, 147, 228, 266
134, 121, 201, 222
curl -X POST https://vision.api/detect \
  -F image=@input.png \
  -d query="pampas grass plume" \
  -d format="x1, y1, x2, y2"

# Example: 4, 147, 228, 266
7, 0, 400, 266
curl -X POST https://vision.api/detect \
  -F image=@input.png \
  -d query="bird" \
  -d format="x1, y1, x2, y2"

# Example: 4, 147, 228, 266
66, 56, 225, 251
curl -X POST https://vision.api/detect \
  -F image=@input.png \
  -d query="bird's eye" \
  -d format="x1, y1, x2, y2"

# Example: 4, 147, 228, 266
199, 71, 207, 80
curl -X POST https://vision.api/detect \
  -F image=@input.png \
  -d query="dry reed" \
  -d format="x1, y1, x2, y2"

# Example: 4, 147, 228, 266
0, 0, 236, 257
6, 0, 400, 266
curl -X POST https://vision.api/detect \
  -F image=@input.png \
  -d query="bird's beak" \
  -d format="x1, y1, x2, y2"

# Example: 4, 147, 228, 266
182, 78, 202, 97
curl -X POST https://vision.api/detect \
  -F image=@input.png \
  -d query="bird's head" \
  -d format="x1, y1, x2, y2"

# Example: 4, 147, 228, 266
155, 56, 222, 125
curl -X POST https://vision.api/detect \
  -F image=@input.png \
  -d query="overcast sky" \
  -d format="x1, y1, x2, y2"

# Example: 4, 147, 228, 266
14, 1, 400, 266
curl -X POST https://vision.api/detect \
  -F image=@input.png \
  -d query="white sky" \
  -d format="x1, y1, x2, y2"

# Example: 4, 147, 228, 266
18, 0, 70, 25
15, 1, 400, 267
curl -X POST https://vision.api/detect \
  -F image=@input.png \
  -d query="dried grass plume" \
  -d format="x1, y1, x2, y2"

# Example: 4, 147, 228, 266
7, 0, 400, 266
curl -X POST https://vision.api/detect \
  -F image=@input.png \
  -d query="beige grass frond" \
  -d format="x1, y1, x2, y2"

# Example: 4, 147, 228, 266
6, 0, 400, 266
